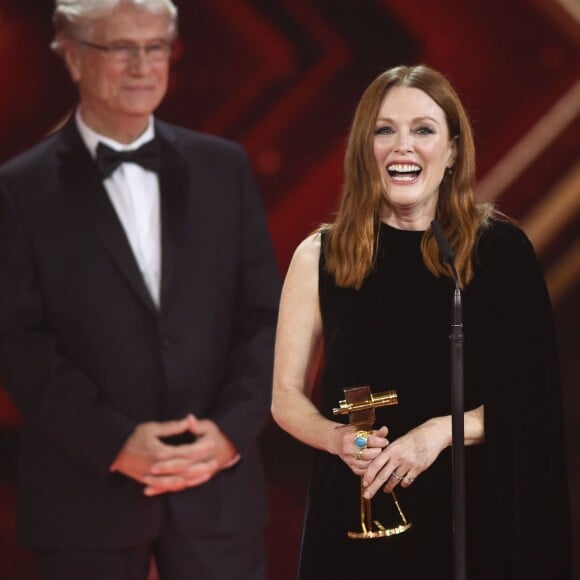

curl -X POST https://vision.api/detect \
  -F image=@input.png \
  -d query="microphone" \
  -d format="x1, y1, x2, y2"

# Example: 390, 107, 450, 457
430, 220, 459, 287
431, 218, 466, 580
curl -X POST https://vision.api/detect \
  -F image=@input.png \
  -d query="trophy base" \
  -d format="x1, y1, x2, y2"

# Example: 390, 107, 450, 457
347, 520, 412, 540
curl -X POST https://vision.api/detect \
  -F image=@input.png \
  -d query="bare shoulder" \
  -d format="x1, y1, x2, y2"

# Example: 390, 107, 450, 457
281, 233, 322, 300
289, 232, 321, 274
278, 233, 323, 341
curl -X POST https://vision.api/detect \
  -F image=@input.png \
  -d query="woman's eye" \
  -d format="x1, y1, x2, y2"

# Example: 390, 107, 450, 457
415, 125, 435, 135
374, 126, 394, 135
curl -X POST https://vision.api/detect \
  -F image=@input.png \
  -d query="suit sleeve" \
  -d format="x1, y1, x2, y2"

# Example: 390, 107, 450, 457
0, 181, 136, 478
210, 151, 281, 456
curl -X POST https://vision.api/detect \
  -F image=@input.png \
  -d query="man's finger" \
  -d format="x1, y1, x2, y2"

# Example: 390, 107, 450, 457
151, 418, 191, 438
149, 457, 191, 475
161, 435, 216, 460
186, 415, 214, 437
143, 460, 218, 495
144, 471, 212, 496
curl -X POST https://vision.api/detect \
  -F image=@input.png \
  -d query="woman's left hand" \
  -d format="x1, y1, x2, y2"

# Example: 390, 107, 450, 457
361, 417, 450, 499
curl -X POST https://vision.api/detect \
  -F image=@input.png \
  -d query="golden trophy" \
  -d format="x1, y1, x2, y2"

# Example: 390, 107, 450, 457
333, 386, 412, 539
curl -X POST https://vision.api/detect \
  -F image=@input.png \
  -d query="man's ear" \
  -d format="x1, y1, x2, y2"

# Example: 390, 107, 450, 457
62, 41, 83, 83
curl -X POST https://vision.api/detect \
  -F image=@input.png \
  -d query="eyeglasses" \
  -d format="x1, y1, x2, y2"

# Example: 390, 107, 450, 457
80, 39, 173, 64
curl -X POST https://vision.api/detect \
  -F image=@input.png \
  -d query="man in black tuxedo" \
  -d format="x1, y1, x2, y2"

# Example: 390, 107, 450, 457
0, 1, 280, 578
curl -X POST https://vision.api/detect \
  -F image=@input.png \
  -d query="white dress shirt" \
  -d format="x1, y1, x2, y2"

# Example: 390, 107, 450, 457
76, 110, 161, 307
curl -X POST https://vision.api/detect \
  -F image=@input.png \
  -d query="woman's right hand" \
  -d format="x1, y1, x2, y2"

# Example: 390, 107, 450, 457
336, 425, 389, 476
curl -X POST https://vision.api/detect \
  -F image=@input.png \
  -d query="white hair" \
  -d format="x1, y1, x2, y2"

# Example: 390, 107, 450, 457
52, 0, 178, 53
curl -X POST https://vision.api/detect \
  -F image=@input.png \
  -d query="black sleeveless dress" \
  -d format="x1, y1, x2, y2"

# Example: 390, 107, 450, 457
297, 220, 572, 580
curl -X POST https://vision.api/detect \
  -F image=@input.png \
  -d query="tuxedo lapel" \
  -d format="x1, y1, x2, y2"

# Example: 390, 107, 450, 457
57, 119, 157, 314
156, 121, 190, 309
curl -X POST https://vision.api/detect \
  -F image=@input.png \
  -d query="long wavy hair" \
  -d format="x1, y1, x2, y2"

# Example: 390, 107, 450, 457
323, 64, 492, 289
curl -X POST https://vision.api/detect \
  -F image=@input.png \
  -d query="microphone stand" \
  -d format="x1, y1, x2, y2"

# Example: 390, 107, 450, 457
431, 220, 466, 580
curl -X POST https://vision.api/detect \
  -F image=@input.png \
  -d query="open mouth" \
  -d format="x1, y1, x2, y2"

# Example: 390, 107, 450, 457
387, 163, 422, 182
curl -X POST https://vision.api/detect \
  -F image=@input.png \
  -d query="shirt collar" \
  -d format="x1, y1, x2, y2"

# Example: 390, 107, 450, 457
75, 108, 156, 159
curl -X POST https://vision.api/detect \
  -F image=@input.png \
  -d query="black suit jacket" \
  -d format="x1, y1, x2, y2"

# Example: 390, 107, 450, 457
0, 117, 280, 548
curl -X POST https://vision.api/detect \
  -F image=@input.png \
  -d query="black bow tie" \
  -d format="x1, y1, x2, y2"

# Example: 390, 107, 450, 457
95, 139, 160, 179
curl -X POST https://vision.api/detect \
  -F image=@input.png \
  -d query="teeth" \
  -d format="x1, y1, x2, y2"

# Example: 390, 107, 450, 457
391, 173, 416, 181
387, 164, 421, 173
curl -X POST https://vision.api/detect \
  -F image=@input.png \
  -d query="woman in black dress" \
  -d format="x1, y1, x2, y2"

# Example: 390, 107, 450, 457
271, 64, 571, 579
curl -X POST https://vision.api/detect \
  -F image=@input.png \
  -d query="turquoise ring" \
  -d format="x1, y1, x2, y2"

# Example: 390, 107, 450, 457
354, 430, 369, 449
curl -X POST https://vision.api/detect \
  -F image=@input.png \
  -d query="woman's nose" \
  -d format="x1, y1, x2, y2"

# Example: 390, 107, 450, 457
394, 131, 412, 153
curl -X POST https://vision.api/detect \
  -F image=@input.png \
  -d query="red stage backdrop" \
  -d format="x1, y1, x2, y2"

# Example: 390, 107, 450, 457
0, 1, 578, 579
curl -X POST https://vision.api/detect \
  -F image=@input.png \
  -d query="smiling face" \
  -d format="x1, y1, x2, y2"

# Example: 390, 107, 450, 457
373, 85, 457, 230
63, 4, 172, 142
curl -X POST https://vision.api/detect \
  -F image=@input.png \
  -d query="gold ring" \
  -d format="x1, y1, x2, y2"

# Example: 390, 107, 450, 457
390, 471, 404, 481
355, 448, 364, 460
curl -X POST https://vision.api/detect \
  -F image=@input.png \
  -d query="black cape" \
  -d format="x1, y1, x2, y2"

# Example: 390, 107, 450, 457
298, 220, 571, 580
